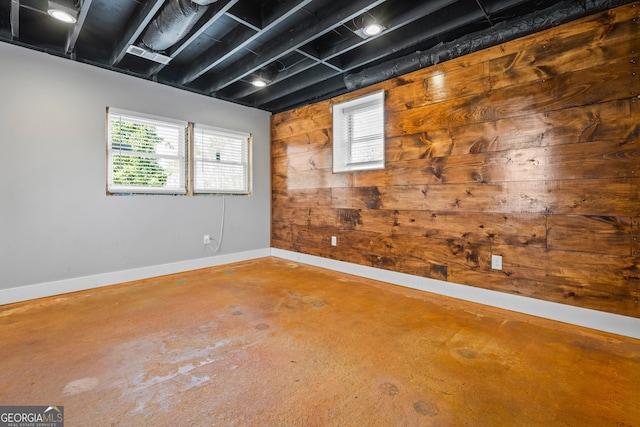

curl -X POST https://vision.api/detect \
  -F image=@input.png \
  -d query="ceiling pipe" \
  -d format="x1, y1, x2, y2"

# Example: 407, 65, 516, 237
344, 0, 633, 91
141, 0, 218, 52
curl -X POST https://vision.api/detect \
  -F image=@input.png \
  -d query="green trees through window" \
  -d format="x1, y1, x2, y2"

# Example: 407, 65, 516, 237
110, 121, 169, 188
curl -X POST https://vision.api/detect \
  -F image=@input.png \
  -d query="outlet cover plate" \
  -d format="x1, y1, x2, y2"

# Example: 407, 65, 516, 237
492, 255, 503, 270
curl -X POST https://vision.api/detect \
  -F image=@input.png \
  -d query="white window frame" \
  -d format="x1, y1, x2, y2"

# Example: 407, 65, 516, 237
192, 124, 251, 195
107, 108, 187, 194
332, 90, 385, 173
107, 107, 252, 196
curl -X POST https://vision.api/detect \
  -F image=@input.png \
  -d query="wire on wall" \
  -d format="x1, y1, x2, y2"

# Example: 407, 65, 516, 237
212, 195, 225, 253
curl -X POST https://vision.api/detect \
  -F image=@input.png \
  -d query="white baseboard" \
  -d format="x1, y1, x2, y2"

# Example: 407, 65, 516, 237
271, 248, 640, 340
0, 248, 271, 307
3, 247, 637, 339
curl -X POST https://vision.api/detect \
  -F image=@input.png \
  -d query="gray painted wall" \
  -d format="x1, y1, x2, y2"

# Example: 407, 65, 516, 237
0, 42, 271, 290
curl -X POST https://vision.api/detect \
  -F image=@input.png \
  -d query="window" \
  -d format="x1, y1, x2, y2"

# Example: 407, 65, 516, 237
107, 108, 187, 194
332, 90, 385, 173
193, 125, 250, 194
107, 108, 251, 195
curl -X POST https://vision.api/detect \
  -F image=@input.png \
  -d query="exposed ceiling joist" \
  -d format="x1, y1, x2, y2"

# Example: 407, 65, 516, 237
65, 0, 94, 54
2, 0, 633, 113
10, 0, 19, 39
228, 0, 459, 102
179, 0, 315, 85
201, 0, 389, 93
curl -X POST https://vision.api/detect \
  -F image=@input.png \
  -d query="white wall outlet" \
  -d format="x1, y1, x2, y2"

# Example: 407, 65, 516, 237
491, 255, 503, 270
331, 236, 337, 246
203, 235, 211, 245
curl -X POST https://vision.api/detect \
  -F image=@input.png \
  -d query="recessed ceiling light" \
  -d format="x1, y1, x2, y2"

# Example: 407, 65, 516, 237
363, 23, 384, 36
354, 23, 386, 39
48, 9, 77, 23
251, 66, 277, 88
47, 0, 78, 23
47, 8, 77, 23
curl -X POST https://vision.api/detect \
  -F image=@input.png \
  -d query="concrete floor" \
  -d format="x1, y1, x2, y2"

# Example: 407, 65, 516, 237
0, 257, 638, 426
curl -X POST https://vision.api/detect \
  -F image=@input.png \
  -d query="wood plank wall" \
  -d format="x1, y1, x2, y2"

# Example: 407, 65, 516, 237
271, 2, 640, 318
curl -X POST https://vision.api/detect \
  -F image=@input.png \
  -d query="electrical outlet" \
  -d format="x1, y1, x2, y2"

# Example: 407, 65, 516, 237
491, 255, 503, 270
203, 235, 211, 245
331, 236, 337, 246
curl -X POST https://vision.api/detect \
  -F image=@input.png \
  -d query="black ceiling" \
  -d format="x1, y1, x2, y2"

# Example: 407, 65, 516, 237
0, 0, 632, 113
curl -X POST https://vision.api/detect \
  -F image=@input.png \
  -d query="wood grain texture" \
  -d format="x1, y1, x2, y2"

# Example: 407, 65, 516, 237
271, 3, 640, 318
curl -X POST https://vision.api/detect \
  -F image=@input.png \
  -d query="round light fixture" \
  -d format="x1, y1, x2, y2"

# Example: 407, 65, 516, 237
48, 8, 77, 23
363, 23, 384, 36
251, 79, 267, 88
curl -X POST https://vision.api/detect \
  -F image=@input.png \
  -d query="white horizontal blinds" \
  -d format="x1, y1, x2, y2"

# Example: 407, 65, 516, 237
193, 124, 249, 194
107, 109, 187, 194
333, 90, 385, 173
344, 98, 384, 165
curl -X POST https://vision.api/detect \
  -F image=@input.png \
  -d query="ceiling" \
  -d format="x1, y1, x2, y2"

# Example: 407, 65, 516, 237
0, 0, 632, 113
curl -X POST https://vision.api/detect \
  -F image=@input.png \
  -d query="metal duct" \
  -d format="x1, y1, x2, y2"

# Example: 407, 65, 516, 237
141, 0, 218, 52
344, 0, 632, 91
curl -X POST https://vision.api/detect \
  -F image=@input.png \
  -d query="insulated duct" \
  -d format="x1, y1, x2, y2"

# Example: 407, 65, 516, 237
141, 0, 218, 52
344, 0, 633, 91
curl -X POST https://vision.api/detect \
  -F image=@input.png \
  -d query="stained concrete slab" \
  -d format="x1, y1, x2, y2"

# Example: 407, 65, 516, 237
0, 257, 638, 426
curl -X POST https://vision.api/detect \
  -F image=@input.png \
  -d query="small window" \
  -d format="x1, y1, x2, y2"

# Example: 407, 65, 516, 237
193, 124, 250, 194
332, 90, 385, 173
107, 108, 187, 194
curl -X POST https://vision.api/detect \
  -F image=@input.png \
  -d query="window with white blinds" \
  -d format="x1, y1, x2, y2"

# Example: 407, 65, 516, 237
106, 108, 251, 196
107, 108, 187, 194
193, 125, 249, 194
333, 90, 385, 173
